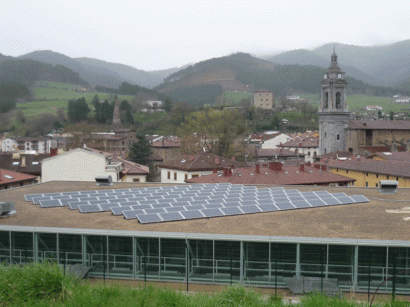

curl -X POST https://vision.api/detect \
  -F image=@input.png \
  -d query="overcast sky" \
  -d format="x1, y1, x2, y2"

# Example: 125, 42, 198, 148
1, 0, 409, 71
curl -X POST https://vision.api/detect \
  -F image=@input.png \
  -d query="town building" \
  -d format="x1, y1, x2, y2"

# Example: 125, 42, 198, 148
277, 138, 319, 163
141, 101, 165, 113
0, 152, 53, 182
2, 137, 57, 154
325, 158, 410, 188
255, 148, 305, 162
346, 120, 410, 155
158, 152, 246, 183
0, 168, 37, 190
151, 136, 182, 162
253, 90, 274, 109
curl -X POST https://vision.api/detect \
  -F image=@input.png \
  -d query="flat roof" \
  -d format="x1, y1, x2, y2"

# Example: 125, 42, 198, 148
1, 181, 410, 242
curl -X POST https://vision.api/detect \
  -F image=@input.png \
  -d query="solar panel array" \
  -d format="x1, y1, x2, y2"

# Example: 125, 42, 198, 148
24, 183, 369, 224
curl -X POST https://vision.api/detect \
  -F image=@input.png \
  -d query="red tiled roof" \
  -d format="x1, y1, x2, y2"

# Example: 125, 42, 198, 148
158, 153, 246, 172
362, 146, 406, 153
111, 157, 149, 175
186, 163, 354, 185
0, 168, 37, 185
256, 148, 305, 158
278, 137, 319, 148
369, 152, 410, 162
348, 120, 410, 130
316, 151, 355, 160
326, 158, 410, 178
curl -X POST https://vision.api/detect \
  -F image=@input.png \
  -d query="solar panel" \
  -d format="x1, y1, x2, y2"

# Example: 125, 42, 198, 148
123, 210, 145, 219
322, 197, 341, 206
78, 204, 101, 213
69, 201, 89, 210
258, 203, 278, 212
334, 196, 355, 204
137, 213, 162, 224
274, 201, 295, 210
111, 206, 132, 215
288, 196, 305, 202
145, 208, 166, 214
159, 211, 184, 222
332, 193, 349, 198
204, 203, 224, 209
350, 195, 369, 203
221, 207, 243, 215
292, 200, 312, 208
39, 199, 62, 208
32, 196, 52, 205
256, 198, 274, 205
183, 209, 205, 220
165, 206, 186, 212
132, 204, 153, 210
88, 199, 109, 205
201, 208, 224, 217
223, 201, 241, 207
99, 203, 120, 211
240, 205, 262, 213
185, 204, 204, 210
307, 199, 327, 207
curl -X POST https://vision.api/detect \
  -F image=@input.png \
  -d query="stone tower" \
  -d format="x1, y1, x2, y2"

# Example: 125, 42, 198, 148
112, 97, 122, 131
319, 51, 350, 155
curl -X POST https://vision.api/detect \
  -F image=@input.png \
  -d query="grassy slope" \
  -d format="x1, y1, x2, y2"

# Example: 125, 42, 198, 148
8, 81, 134, 134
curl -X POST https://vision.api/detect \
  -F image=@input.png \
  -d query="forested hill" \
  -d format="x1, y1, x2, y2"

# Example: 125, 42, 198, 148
155, 53, 408, 105
0, 59, 88, 86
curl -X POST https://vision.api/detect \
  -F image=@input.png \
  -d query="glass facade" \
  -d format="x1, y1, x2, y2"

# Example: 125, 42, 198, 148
1, 229, 410, 294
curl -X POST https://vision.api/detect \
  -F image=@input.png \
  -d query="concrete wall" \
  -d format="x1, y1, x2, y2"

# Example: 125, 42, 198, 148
42, 150, 107, 182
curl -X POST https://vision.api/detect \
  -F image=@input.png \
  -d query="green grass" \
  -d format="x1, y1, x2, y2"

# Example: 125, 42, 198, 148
1, 262, 409, 306
224, 91, 253, 104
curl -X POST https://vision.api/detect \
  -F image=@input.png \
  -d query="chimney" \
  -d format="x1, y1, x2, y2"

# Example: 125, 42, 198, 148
255, 163, 260, 173
307, 161, 311, 166
223, 167, 232, 177
299, 142, 302, 147
299, 164, 305, 171
215, 156, 220, 165
50, 147, 58, 157
269, 162, 275, 171
277, 161, 283, 172
213, 169, 217, 174
21, 156, 26, 168
314, 164, 320, 169
279, 148, 283, 155
321, 165, 327, 171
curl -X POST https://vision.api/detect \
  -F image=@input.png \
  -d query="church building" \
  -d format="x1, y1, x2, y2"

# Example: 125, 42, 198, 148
318, 51, 351, 155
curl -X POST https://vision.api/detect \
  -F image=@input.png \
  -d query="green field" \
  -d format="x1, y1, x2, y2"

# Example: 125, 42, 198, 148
224, 91, 253, 104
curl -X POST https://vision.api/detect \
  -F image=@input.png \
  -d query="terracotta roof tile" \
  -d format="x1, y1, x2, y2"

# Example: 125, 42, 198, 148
256, 148, 305, 158
326, 158, 410, 178
278, 137, 319, 148
186, 163, 354, 185
369, 152, 410, 162
0, 168, 37, 185
0, 153, 49, 175
159, 153, 246, 171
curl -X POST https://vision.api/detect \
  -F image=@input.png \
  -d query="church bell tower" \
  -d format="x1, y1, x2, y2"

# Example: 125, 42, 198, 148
319, 50, 350, 155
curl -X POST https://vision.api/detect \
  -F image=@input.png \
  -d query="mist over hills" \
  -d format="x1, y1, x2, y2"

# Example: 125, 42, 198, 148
17, 50, 175, 88
267, 40, 410, 87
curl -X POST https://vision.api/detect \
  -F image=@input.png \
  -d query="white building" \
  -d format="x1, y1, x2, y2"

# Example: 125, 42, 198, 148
261, 133, 293, 150
41, 148, 123, 183
2, 138, 57, 153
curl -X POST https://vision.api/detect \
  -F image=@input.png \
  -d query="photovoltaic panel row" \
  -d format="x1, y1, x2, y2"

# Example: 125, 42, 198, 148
25, 184, 369, 223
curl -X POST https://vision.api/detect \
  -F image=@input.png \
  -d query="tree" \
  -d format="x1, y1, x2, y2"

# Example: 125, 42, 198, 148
120, 100, 134, 125
178, 108, 246, 157
129, 135, 152, 166
163, 97, 173, 113
390, 111, 395, 120
0, 82, 31, 113
68, 97, 90, 122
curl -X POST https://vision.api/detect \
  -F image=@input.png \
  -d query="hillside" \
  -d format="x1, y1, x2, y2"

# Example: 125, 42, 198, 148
155, 53, 405, 105
0, 59, 88, 86
18, 51, 176, 88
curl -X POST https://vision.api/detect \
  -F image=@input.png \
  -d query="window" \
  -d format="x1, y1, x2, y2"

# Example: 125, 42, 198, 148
396, 177, 399, 181
376, 174, 378, 178
324, 132, 327, 138
192, 174, 199, 178
133, 178, 140, 182
366, 173, 368, 176
346, 170, 349, 174
337, 134, 340, 140
167, 171, 170, 179
387, 175, 389, 179
375, 183, 379, 188
174, 172, 177, 180
365, 182, 369, 187
185, 174, 188, 181
336, 92, 341, 109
